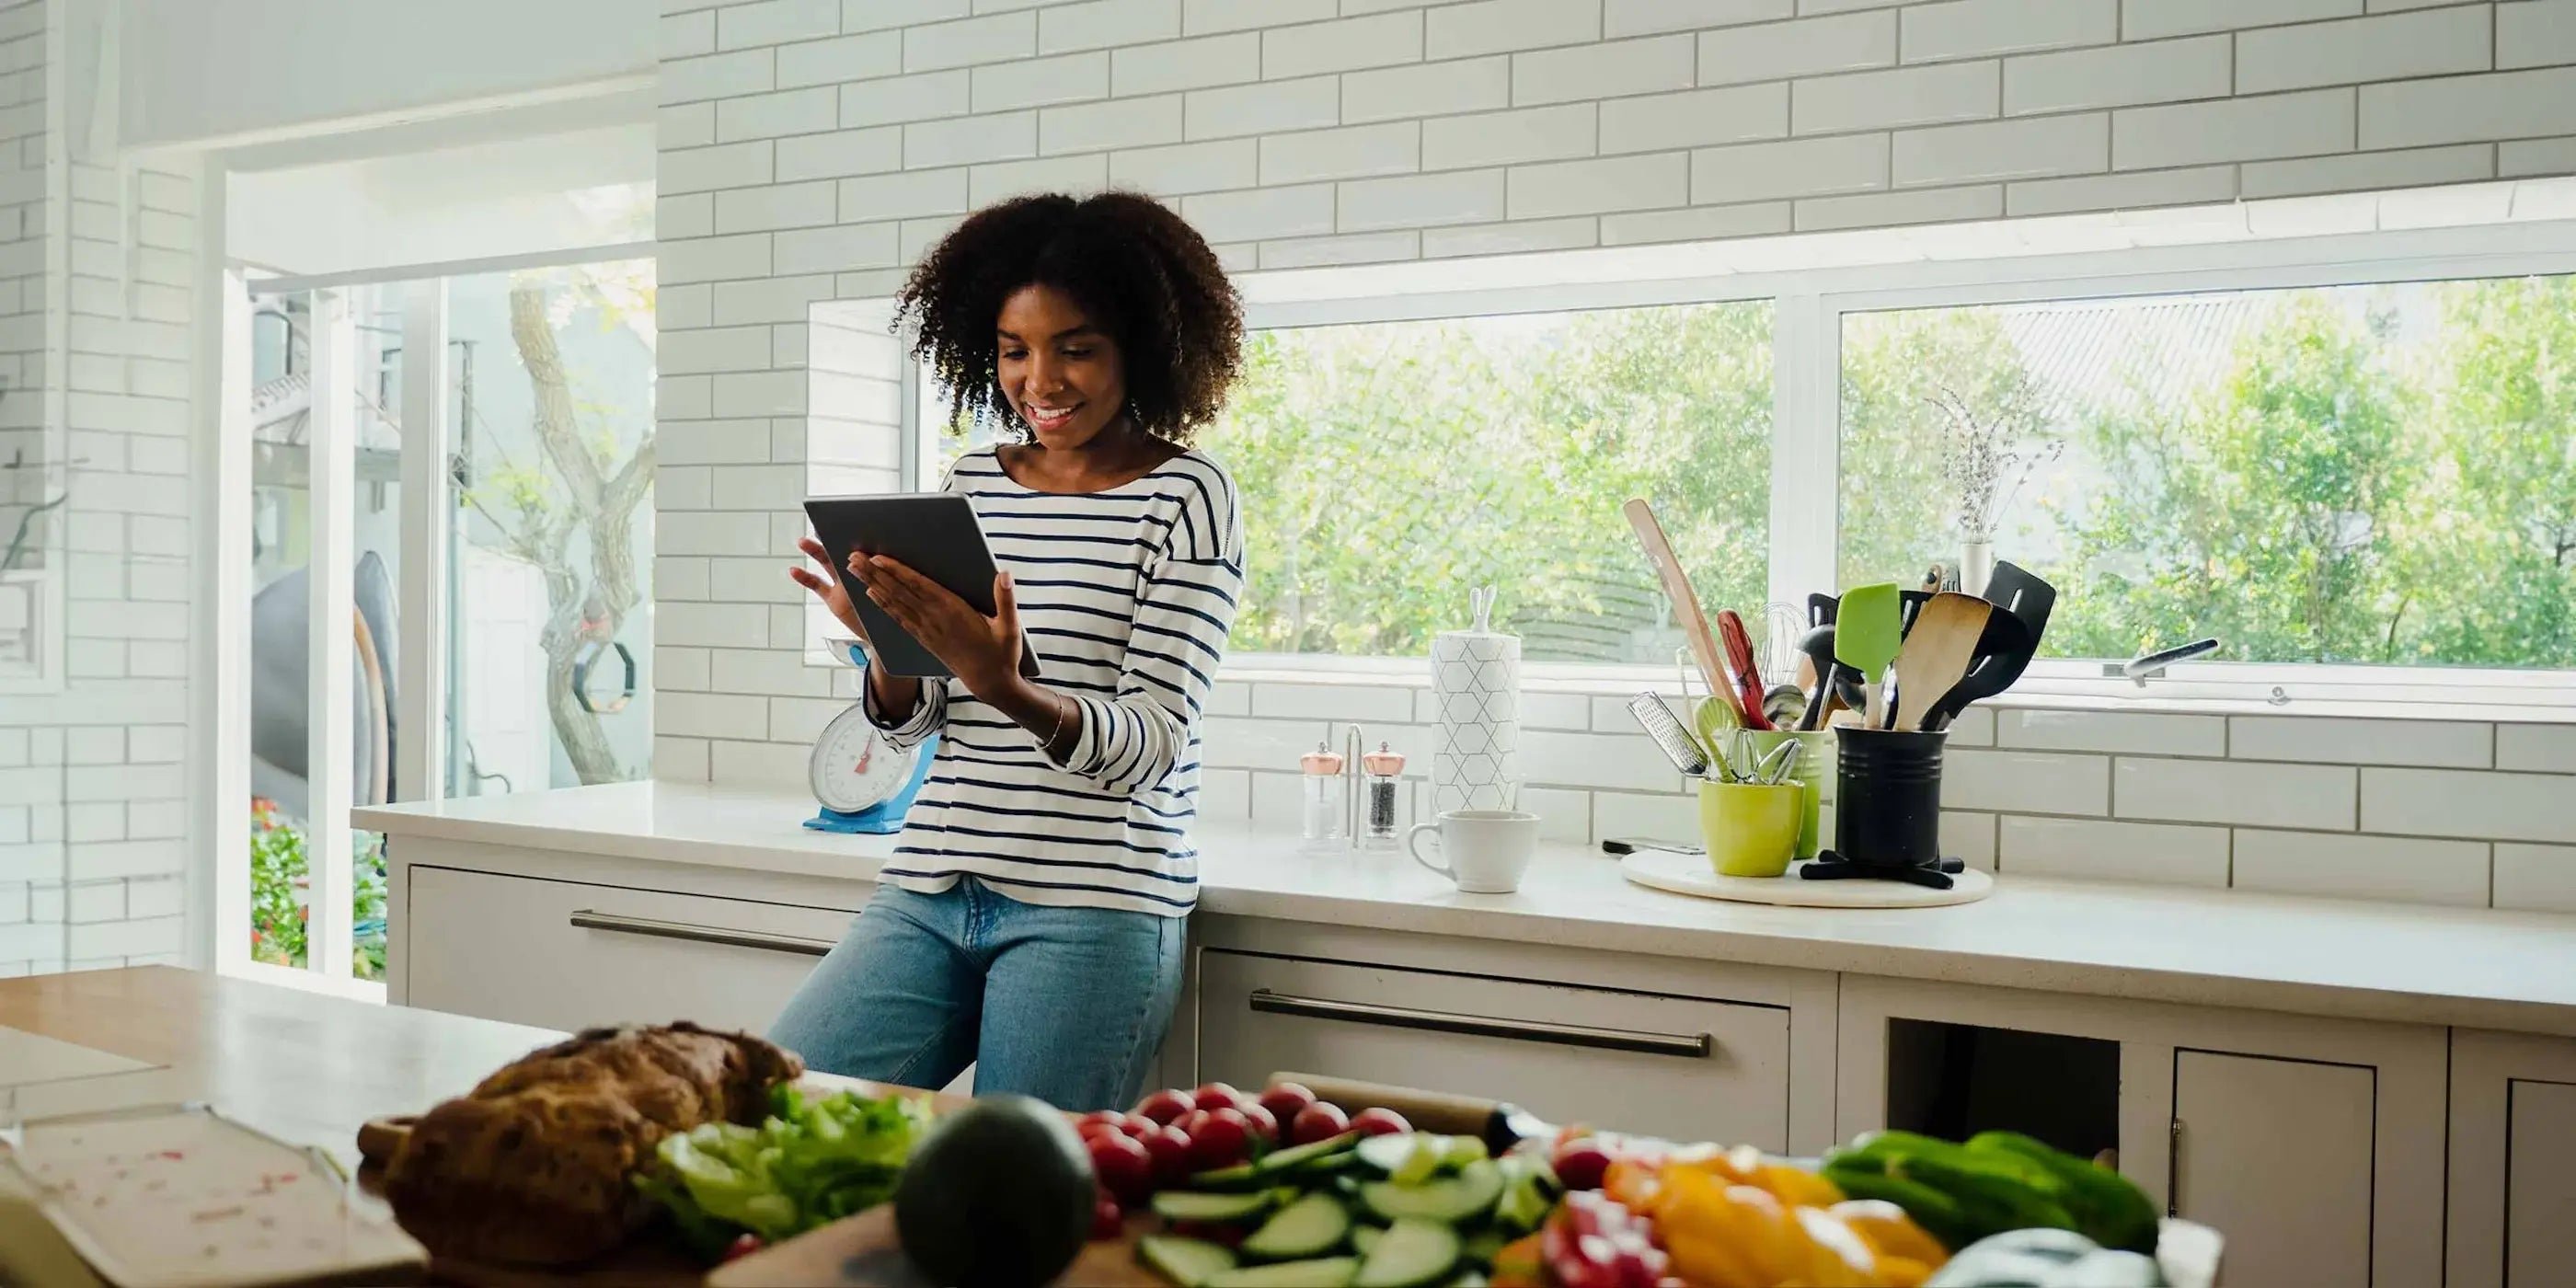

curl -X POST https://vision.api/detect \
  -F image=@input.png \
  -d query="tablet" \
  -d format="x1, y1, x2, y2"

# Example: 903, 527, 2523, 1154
804, 493, 1044, 680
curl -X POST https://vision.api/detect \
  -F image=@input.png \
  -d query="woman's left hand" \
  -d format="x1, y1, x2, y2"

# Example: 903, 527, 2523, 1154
850, 554, 1026, 696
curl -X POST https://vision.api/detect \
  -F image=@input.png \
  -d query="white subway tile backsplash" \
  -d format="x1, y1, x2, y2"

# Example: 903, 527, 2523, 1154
1255, 228, 1419, 266
2113, 87, 2354, 169
664, 49, 778, 105
779, 32, 904, 88
664, 10, 715, 60
1506, 152, 1686, 218
1110, 138, 1261, 193
1041, 94, 1186, 153
663, 141, 777, 194
1693, 132, 1888, 202
2363, 766, 2576, 843
1426, 103, 1598, 168
1263, 11, 1423, 79
904, 11, 1037, 71
1186, 75, 1342, 139
2362, 66, 2576, 150
1794, 181, 2001, 229
717, 180, 841, 233
840, 70, 972, 127
1427, 0, 1602, 61
1338, 168, 1509, 230
1592, 789, 1697, 843
2115, 756, 2354, 831
719, 0, 841, 50
1182, 0, 1336, 37
2501, 0, 2576, 71
1699, 11, 1895, 86
2005, 164, 2237, 215
1901, 0, 2115, 63
2232, 828, 2489, 907
660, 193, 715, 240
1892, 111, 2107, 186
1791, 60, 1998, 134
1945, 749, 2110, 815
2231, 715, 2490, 769
837, 167, 972, 221
777, 127, 904, 180
1523, 729, 1702, 791
2003, 36, 2231, 117
971, 50, 1110, 111
1512, 35, 1696, 107
2122, 0, 2359, 41
659, 646, 714, 692
1202, 717, 1330, 770
1598, 86, 1783, 154
1259, 122, 1422, 184
1996, 708, 2223, 757
1343, 57, 1513, 123
1113, 33, 1261, 96
2503, 135, 2576, 178
1942, 810, 1997, 870
971, 153, 1111, 204
2000, 814, 2229, 886
1601, 201, 1793, 243
1606, 0, 1790, 39
773, 222, 903, 273
1422, 215, 1601, 256
2493, 842, 2576, 914
1039, 0, 1182, 55
2497, 725, 2576, 774
905, 109, 1040, 167
1181, 182, 1339, 239
2237, 6, 2490, 95
846, 0, 972, 19
1248, 682, 1417, 722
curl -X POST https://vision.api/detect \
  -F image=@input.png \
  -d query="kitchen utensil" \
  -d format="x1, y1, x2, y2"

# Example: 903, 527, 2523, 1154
1600, 836, 1705, 856
1982, 558, 2058, 643
1834, 582, 1902, 730
1699, 780, 1803, 878
1620, 847, 1995, 909
1898, 589, 1931, 637
1762, 683, 1807, 729
1795, 625, 1839, 732
1809, 726, 1961, 889
1361, 742, 1405, 846
1628, 693, 1710, 776
1623, 498, 1742, 724
1808, 591, 1838, 627
1893, 592, 1994, 732
1407, 809, 1540, 893
1299, 741, 1347, 848
2118, 637, 2221, 683
1715, 609, 1774, 731
1739, 728, 1829, 857
1694, 692, 1742, 751
1271, 1075, 1555, 1156
1762, 601, 1805, 689
1920, 606, 2037, 731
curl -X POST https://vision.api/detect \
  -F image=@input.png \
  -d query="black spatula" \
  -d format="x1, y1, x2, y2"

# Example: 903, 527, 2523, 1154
1923, 561, 2053, 730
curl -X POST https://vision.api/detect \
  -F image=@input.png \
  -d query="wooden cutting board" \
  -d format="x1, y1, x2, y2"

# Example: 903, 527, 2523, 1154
711, 1205, 1162, 1288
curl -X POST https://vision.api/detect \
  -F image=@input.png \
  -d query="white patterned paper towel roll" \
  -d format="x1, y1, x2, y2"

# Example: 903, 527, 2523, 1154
1432, 625, 1521, 814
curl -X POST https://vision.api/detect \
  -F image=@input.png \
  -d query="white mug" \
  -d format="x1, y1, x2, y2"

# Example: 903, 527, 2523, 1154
1407, 810, 1540, 893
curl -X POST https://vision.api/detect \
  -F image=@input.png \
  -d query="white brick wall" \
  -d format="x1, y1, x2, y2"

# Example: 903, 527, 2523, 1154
0, 0, 200, 978
652, 0, 2576, 914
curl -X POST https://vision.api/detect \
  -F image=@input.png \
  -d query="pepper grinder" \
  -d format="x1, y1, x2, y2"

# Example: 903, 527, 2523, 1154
1360, 742, 1406, 848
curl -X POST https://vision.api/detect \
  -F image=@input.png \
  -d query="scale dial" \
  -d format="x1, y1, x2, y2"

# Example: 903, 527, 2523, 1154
809, 703, 920, 814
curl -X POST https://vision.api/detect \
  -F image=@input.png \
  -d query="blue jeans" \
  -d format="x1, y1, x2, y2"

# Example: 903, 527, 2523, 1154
768, 878, 1187, 1112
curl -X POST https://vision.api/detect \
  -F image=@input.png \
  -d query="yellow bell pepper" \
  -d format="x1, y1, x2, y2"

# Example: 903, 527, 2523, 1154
1643, 1164, 1924, 1288
1829, 1199, 1949, 1273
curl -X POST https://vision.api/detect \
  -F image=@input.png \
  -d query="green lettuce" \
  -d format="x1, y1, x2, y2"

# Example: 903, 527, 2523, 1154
637, 1085, 935, 1255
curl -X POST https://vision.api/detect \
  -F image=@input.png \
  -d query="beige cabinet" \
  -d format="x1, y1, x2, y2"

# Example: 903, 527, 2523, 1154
1192, 948, 1794, 1149
2448, 1029, 2576, 1288
2506, 1079, 2576, 1287
2170, 1050, 2374, 1288
405, 865, 856, 1035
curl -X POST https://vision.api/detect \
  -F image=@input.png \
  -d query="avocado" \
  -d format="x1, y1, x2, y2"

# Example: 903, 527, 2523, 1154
894, 1094, 1095, 1288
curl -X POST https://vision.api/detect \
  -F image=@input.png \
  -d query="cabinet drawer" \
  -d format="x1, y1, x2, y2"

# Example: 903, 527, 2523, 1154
2172, 1051, 2373, 1288
2507, 1079, 2576, 1288
405, 866, 855, 1035
1195, 949, 1791, 1149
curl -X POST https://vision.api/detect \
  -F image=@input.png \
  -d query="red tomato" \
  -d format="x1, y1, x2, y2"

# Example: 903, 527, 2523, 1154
1257, 1082, 1318, 1127
1076, 1111, 1128, 1140
1289, 1101, 1351, 1146
1191, 1082, 1242, 1111
1118, 1115, 1158, 1141
1144, 1125, 1194, 1187
721, 1232, 765, 1263
1087, 1130, 1155, 1202
1348, 1108, 1411, 1137
1090, 1190, 1125, 1241
1188, 1108, 1254, 1169
1176, 1108, 1213, 1142
1237, 1101, 1280, 1146
1133, 1088, 1196, 1126
1551, 1136, 1614, 1191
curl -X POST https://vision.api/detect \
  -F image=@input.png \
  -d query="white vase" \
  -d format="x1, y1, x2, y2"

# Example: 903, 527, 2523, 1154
1961, 540, 1996, 597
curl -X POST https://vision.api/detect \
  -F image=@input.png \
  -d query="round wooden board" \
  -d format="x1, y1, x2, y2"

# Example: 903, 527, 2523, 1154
1619, 847, 1995, 908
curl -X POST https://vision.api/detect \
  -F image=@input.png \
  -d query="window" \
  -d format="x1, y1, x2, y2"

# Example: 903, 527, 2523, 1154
1839, 275, 2576, 673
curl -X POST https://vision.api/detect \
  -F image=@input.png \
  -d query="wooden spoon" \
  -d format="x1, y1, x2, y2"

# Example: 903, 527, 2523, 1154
1893, 592, 1994, 732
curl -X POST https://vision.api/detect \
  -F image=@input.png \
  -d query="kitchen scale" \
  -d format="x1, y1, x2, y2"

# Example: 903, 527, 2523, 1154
805, 641, 938, 834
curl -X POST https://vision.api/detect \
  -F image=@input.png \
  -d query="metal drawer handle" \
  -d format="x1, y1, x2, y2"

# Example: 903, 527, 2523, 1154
569, 910, 837, 958
2166, 1120, 2182, 1217
1248, 989, 1711, 1059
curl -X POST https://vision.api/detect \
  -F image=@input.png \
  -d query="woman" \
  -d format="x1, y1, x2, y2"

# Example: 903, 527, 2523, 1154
774, 191, 1246, 1112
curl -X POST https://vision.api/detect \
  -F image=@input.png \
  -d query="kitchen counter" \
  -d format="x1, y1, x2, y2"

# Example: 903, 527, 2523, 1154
356, 780, 2576, 1039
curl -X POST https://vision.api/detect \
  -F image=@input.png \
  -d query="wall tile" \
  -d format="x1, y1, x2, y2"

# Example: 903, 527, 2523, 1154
1943, 748, 2109, 815
1607, 0, 1790, 38
1259, 229, 1422, 267
1699, 11, 1896, 86
1343, 57, 1512, 123
2237, 5, 2490, 95
1506, 152, 1686, 219
2362, 767, 2576, 843
844, 0, 972, 35
840, 70, 972, 127
1996, 708, 2224, 757
780, 32, 905, 87
2117, 756, 2354, 830
719, 0, 842, 50
1259, 122, 1422, 185
1943, 705, 1997, 747
1794, 182, 2001, 230
2231, 715, 2490, 769
2360, 66, 2576, 150
1692, 132, 1888, 203
2121, 0, 2359, 41
1598, 85, 1784, 154
969, 153, 1110, 204
1427, 103, 1599, 168
777, 127, 905, 180
1892, 111, 2107, 186
1039, 0, 1182, 54
1999, 814, 2229, 886
1791, 60, 1997, 135
1248, 682, 1417, 722
1113, 33, 1261, 96
1942, 810, 1997, 870
1593, 790, 1697, 843
1186, 75, 1341, 139
1201, 717, 1330, 770
1109, 138, 1261, 194
970, 50, 1110, 111
905, 109, 1039, 167
2006, 164, 2237, 215
1180, 182, 1339, 239
1338, 168, 1509, 230
1900, 0, 2116, 63
2232, 828, 2489, 908
2502, 135, 2576, 178
1512, 35, 1696, 107
1426, 0, 1602, 61
2497, 724, 2576, 775
2004, 35, 2231, 116
2493, 842, 2576, 914
2113, 87, 2354, 169
1263, 11, 1423, 79
1421, 215, 1601, 257
664, 49, 778, 105
904, 11, 1036, 71
1600, 201, 1793, 244
1040, 94, 1186, 153
2499, 0, 2576, 71
1182, 0, 1336, 37
716, 180, 841, 233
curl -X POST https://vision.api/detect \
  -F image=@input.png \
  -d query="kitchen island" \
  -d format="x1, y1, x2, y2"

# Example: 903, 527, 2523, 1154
358, 779, 2576, 1288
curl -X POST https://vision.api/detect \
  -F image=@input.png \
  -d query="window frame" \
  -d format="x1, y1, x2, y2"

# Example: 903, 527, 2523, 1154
869, 213, 2576, 716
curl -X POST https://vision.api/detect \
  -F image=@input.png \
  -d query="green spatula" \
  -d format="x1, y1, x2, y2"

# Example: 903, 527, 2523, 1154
1834, 582, 1902, 730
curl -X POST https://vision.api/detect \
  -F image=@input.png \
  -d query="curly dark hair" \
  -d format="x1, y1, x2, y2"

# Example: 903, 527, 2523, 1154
894, 190, 1245, 446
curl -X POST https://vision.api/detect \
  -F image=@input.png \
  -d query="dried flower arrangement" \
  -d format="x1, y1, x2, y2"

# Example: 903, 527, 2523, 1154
1926, 384, 2063, 544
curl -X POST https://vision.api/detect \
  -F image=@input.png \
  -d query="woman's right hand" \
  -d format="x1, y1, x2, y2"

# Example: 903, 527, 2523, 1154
790, 536, 870, 643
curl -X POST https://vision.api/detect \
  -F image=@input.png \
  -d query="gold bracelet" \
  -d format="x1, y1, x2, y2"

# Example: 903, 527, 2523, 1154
1046, 695, 1069, 749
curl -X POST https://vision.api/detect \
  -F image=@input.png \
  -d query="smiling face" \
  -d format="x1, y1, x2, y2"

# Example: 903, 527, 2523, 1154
995, 282, 1128, 450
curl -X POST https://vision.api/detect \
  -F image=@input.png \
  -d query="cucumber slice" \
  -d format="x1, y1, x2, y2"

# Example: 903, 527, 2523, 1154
1357, 1133, 1430, 1175
1460, 1227, 1507, 1271
1353, 1217, 1463, 1288
1438, 1136, 1489, 1170
1139, 1236, 1240, 1288
1255, 1132, 1363, 1176
1153, 1189, 1284, 1225
1205, 1257, 1360, 1288
1296, 1151, 1364, 1179
1361, 1159, 1506, 1226
1351, 1225, 1384, 1257
1389, 1136, 1444, 1186
1241, 1192, 1353, 1263
1187, 1161, 1270, 1191
1443, 1272, 1489, 1288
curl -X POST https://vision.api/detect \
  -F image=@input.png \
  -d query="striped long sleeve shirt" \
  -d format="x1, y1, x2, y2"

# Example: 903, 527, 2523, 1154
856, 446, 1243, 917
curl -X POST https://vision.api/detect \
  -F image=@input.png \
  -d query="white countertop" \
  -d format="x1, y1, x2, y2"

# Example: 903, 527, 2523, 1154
356, 780, 2576, 1039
